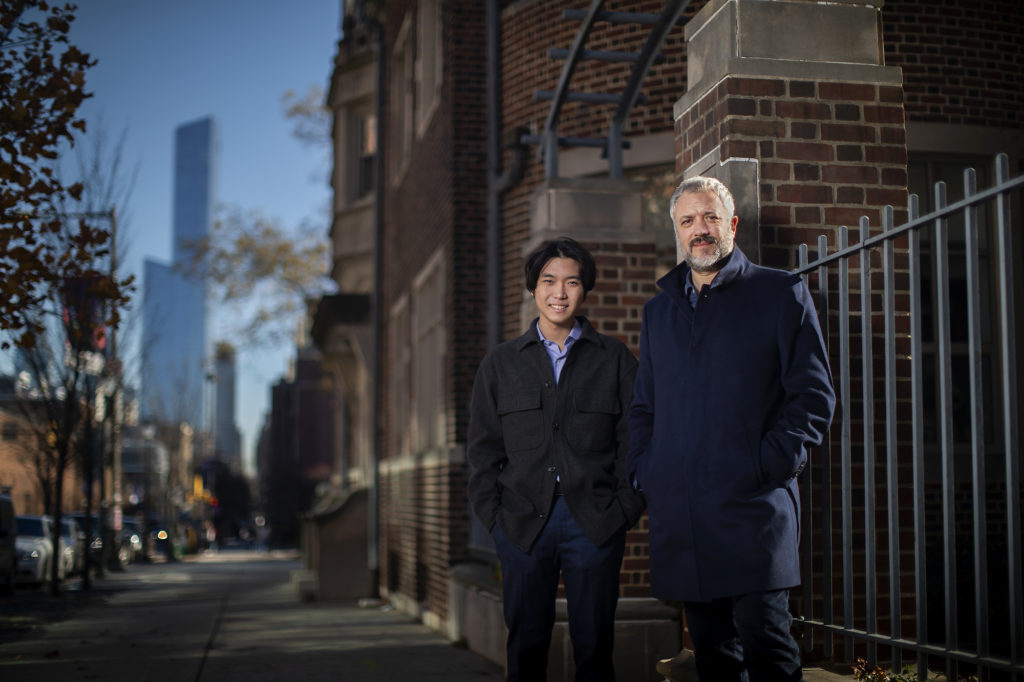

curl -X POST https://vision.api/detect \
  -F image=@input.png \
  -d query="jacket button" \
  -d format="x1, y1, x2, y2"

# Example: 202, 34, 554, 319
547, 466, 556, 472
538, 513, 545, 518
544, 381, 553, 389
553, 423, 560, 431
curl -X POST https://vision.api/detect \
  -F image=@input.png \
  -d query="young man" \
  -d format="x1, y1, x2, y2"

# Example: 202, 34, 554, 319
468, 237, 646, 682
628, 177, 836, 681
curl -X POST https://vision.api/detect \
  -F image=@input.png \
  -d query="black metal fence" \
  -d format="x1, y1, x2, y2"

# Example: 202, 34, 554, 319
793, 153, 1024, 681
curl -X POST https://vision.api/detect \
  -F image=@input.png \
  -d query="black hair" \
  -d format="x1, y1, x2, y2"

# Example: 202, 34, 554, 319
523, 237, 596, 295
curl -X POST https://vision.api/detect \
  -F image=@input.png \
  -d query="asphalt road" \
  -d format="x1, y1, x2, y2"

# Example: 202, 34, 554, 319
0, 549, 504, 682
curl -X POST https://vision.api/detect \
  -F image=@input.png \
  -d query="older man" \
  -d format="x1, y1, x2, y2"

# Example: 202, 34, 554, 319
628, 177, 835, 681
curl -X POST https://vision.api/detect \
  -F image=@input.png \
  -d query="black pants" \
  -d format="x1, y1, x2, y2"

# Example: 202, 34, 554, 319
492, 496, 626, 682
684, 589, 803, 682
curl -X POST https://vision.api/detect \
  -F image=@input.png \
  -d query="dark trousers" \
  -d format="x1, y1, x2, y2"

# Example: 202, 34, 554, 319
492, 496, 625, 682
683, 589, 803, 682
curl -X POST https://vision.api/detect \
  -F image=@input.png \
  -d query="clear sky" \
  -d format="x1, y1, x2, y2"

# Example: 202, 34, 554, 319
66, 1, 341, 476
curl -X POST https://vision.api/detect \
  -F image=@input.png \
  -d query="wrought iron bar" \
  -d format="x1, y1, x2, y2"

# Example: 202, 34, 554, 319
548, 47, 665, 64
608, 0, 690, 178
563, 8, 687, 24
818, 234, 835, 660
859, 216, 878, 667
993, 154, 1022, 676
838, 225, 854, 663
962, 168, 990, 669
882, 205, 902, 672
933, 181, 959, 682
907, 194, 929, 682
799, 244, 814, 654
519, 133, 630, 150
538, 0, 607, 171
534, 89, 628, 104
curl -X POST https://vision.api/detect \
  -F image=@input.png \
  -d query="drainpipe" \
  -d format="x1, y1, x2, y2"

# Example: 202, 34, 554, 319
487, 0, 526, 348
357, 0, 383, 597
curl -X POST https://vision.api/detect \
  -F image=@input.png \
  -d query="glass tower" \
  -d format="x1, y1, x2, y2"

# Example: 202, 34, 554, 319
141, 117, 216, 429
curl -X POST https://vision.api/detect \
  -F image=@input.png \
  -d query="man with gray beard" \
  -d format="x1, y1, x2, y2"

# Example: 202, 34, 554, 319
627, 176, 836, 681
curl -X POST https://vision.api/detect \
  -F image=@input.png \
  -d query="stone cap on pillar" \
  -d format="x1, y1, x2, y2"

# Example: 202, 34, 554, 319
525, 176, 652, 256
676, 0, 902, 119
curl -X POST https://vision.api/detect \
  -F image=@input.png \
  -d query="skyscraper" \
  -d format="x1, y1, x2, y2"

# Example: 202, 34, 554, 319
213, 342, 241, 470
141, 117, 216, 429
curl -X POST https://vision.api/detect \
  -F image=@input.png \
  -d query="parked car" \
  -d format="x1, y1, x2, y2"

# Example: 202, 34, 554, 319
0, 490, 15, 595
60, 516, 84, 576
15, 515, 59, 586
66, 512, 103, 570
118, 518, 143, 565
149, 527, 170, 560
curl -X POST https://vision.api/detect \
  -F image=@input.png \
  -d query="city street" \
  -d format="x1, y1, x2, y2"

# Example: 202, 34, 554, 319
0, 550, 504, 681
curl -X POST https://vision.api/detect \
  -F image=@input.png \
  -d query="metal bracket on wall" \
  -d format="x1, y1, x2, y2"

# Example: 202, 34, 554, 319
529, 0, 692, 179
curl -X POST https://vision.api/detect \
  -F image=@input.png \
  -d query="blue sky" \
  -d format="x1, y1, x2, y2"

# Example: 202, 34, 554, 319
67, 1, 341, 475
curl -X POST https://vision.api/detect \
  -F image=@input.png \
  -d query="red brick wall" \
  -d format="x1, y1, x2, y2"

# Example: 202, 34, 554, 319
677, 76, 909, 268
882, 0, 1023, 129
377, 0, 488, 621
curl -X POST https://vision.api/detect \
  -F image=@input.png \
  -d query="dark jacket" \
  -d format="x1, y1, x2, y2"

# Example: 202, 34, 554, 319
468, 317, 647, 552
628, 248, 835, 601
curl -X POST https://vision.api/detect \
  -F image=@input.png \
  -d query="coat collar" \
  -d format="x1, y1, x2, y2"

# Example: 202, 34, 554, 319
513, 316, 604, 352
657, 246, 751, 309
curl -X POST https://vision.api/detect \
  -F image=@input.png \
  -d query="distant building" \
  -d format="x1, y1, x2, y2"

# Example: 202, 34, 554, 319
213, 343, 242, 470
259, 346, 335, 546
141, 117, 216, 429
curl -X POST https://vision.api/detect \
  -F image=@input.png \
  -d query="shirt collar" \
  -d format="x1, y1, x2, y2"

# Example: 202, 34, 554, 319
536, 318, 582, 348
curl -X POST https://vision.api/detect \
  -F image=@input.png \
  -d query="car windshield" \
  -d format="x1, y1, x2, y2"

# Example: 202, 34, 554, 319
61, 520, 76, 537
16, 517, 45, 537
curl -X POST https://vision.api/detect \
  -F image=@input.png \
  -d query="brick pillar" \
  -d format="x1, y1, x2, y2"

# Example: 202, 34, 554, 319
674, 0, 907, 268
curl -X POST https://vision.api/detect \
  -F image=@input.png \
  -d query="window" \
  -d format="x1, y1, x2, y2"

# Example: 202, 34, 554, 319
389, 295, 412, 456
412, 248, 446, 452
390, 15, 414, 182
350, 108, 376, 200
415, 0, 443, 136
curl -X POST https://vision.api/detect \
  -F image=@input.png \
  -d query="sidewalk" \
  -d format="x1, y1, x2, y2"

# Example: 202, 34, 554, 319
0, 550, 504, 682
0, 549, 857, 682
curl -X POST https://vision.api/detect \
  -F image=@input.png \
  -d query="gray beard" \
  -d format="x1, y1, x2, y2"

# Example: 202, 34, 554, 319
685, 238, 732, 273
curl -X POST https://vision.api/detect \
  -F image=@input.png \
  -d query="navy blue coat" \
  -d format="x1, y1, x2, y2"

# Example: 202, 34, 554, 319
628, 248, 835, 602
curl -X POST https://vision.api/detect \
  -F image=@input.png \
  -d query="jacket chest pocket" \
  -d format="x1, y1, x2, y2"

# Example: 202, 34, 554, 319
498, 389, 544, 452
568, 389, 619, 453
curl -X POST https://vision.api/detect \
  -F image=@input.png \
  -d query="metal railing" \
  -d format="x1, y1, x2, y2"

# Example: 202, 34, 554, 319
793, 154, 1024, 681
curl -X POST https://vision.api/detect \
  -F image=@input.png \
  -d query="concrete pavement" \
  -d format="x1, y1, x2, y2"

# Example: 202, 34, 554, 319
0, 549, 504, 681
0, 549, 856, 682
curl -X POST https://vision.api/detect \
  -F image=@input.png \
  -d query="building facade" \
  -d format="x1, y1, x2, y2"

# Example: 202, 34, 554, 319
316, 0, 1023, 677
